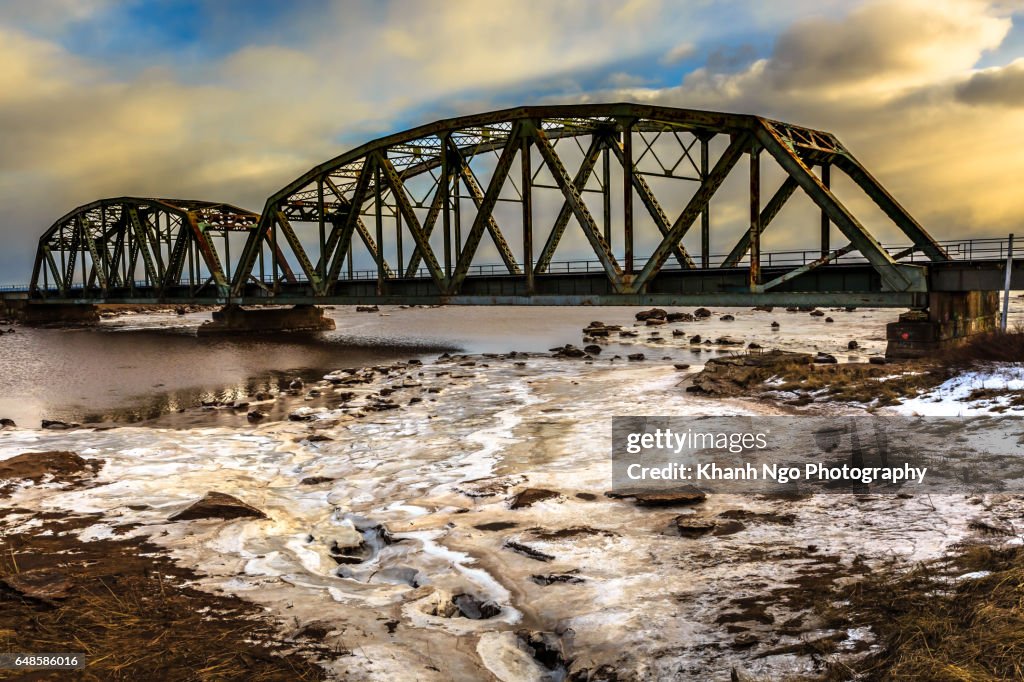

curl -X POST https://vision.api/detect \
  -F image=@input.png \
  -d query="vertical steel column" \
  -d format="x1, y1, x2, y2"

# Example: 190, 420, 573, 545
317, 179, 326, 278
100, 204, 109, 289
700, 135, 710, 268
820, 163, 831, 257
375, 164, 384, 294
271, 217, 280, 293
224, 230, 231, 284
258, 231, 265, 285
602, 145, 611, 244
522, 135, 534, 294
441, 135, 452, 279
396, 208, 404, 277
79, 220, 86, 290
622, 121, 634, 274
1002, 233, 1014, 331
453, 169, 462, 256
749, 145, 761, 291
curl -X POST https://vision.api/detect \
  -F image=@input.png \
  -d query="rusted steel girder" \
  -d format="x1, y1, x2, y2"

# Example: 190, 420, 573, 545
30, 198, 261, 300
30, 104, 944, 305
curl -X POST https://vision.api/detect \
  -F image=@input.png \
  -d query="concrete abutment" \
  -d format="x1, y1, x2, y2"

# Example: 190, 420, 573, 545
885, 291, 999, 359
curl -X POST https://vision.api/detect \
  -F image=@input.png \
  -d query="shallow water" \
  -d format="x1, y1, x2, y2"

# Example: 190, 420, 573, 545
0, 302, 914, 428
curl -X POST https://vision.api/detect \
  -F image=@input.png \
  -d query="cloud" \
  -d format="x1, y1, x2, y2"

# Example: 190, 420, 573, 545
661, 42, 696, 65
0, 0, 1021, 282
956, 57, 1024, 105
585, 0, 1024, 249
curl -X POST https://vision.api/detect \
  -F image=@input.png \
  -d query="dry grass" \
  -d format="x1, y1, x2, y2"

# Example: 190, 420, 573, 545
941, 325, 1024, 368
820, 544, 1024, 681
0, 512, 327, 681
767, 362, 945, 407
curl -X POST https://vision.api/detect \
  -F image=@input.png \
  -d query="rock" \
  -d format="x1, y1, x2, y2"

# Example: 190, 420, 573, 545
503, 540, 554, 562
686, 350, 813, 396
689, 334, 702, 344
305, 434, 332, 442
715, 336, 744, 346
809, 310, 825, 317
814, 352, 838, 364
694, 307, 712, 318
635, 308, 667, 321
232, 400, 250, 410
0, 568, 74, 603
531, 572, 585, 585
785, 306, 798, 312
825, 317, 834, 323
584, 344, 602, 355
720, 314, 735, 322
553, 344, 587, 359
0, 451, 96, 484
247, 410, 268, 423
666, 312, 694, 322
847, 340, 859, 350
869, 356, 887, 365
747, 342, 761, 349
770, 321, 780, 328
0, 418, 15, 428
355, 305, 379, 312
670, 516, 717, 537
288, 407, 321, 421
169, 492, 266, 521
752, 305, 774, 312
612, 486, 707, 506
253, 391, 273, 401
510, 488, 560, 509
627, 353, 645, 361
645, 318, 666, 326
672, 329, 686, 337
299, 476, 336, 485
619, 330, 638, 337
673, 364, 691, 370
453, 593, 502, 619
40, 419, 80, 430
289, 377, 304, 390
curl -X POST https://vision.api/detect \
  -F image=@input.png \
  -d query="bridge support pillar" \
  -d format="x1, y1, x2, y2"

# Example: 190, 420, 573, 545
885, 291, 999, 359
197, 305, 336, 336
16, 303, 100, 326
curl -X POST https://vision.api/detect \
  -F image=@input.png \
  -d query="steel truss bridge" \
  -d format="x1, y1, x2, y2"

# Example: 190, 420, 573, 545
22, 104, 1023, 309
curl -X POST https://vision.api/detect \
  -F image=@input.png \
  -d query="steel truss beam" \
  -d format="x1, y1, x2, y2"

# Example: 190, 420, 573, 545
30, 198, 260, 300
29, 106, 941, 306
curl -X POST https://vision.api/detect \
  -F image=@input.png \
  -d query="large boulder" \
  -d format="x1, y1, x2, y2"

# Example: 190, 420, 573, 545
635, 308, 667, 321
686, 350, 813, 396
169, 492, 266, 521
0, 451, 98, 485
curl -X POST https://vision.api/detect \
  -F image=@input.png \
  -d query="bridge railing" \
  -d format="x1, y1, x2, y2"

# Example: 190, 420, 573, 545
4, 236, 1018, 293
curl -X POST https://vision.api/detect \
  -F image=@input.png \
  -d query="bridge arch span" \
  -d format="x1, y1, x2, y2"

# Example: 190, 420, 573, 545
30, 197, 269, 300
230, 103, 947, 303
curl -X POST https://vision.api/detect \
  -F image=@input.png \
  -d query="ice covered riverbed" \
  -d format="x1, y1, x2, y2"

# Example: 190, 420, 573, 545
2, 349, 1019, 681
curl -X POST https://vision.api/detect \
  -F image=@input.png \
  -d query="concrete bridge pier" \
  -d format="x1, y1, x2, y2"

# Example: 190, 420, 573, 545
885, 291, 999, 359
6, 301, 100, 326
197, 304, 336, 335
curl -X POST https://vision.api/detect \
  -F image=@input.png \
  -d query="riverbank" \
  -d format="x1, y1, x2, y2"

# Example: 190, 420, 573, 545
1, 305, 1022, 680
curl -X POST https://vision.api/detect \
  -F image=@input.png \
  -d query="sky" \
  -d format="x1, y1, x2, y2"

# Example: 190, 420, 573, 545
0, 0, 1022, 282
